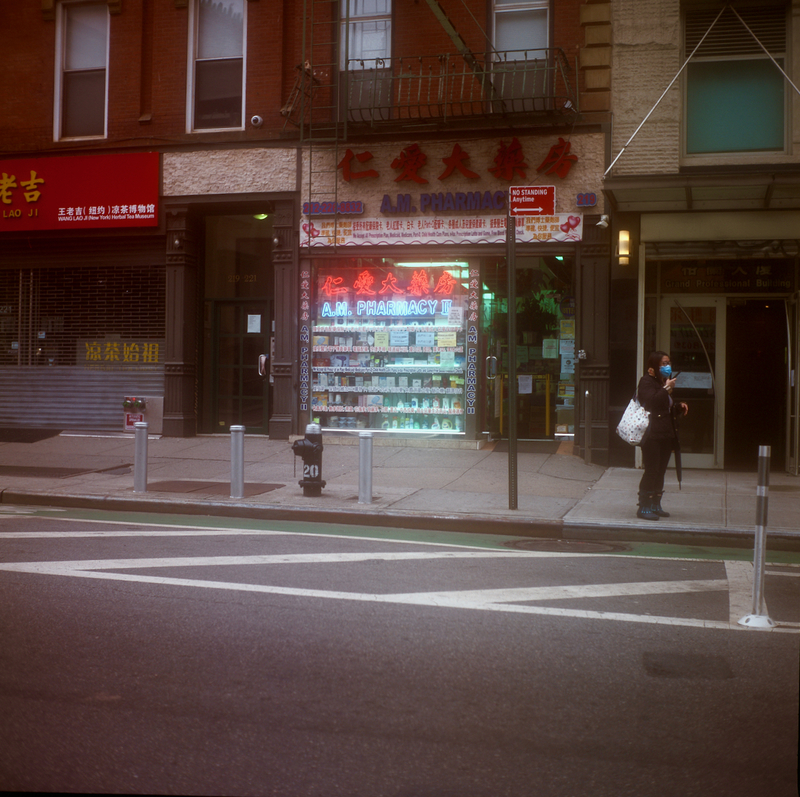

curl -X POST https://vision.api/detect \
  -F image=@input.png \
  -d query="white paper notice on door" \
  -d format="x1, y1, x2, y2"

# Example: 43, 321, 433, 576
518, 375, 533, 394
678, 372, 713, 389
247, 315, 261, 333
542, 338, 559, 358
447, 306, 463, 326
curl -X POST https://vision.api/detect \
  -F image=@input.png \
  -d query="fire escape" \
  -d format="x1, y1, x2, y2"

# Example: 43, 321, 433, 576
281, 0, 579, 248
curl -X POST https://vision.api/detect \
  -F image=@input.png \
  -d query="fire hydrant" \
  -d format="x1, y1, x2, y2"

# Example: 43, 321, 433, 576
291, 423, 326, 497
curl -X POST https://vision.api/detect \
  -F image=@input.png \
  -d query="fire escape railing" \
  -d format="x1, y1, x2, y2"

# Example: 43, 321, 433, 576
282, 48, 578, 132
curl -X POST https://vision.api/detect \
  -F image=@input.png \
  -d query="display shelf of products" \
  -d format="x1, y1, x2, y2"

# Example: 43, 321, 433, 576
310, 336, 467, 433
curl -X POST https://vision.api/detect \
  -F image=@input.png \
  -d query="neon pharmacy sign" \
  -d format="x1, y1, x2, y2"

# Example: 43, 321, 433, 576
321, 298, 454, 318
317, 267, 463, 318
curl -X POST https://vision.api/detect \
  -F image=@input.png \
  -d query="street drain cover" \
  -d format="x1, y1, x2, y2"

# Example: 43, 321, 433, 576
503, 539, 630, 554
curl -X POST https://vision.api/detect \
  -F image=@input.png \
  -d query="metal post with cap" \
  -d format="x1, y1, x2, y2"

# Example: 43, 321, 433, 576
738, 446, 776, 629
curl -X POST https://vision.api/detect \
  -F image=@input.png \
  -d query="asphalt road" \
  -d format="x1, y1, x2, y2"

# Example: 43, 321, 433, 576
1, 507, 798, 796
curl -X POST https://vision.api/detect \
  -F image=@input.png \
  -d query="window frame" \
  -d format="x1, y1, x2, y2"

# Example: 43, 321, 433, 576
492, 0, 549, 56
340, 0, 392, 71
54, 1, 110, 141
187, 0, 248, 133
682, 4, 789, 159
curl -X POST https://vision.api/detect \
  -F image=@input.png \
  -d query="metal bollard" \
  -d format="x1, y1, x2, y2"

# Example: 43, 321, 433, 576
133, 421, 148, 493
738, 445, 775, 629
230, 425, 245, 500
358, 431, 373, 504
584, 389, 592, 465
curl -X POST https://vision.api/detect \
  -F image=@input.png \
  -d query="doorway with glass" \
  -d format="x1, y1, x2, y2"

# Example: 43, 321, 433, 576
201, 214, 274, 435
656, 294, 791, 471
482, 255, 576, 442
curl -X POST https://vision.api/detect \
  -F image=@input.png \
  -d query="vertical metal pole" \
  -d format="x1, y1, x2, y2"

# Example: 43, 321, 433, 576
133, 421, 148, 493
584, 389, 592, 465
358, 430, 373, 504
506, 207, 518, 510
738, 445, 775, 628
752, 445, 770, 615
230, 425, 245, 500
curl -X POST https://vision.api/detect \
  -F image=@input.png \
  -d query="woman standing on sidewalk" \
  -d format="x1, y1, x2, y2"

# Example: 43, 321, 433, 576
636, 351, 688, 521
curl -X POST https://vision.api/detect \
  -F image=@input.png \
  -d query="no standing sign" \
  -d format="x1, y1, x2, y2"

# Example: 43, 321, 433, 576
508, 185, 556, 216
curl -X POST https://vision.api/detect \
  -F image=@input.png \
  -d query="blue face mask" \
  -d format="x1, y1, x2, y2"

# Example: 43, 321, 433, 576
659, 364, 672, 379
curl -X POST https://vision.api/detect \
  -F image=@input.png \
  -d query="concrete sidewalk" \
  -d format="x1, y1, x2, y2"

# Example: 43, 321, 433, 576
0, 430, 798, 547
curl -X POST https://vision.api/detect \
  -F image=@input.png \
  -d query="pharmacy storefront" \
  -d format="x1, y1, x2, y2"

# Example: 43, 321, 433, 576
298, 134, 609, 446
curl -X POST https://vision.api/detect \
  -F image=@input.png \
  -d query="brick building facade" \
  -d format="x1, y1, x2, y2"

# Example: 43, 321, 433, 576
1, 0, 614, 459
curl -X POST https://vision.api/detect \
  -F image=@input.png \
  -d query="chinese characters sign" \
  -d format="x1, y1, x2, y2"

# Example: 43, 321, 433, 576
0, 152, 159, 232
660, 262, 795, 294
336, 137, 577, 185
301, 214, 582, 247
315, 265, 466, 320
78, 336, 164, 370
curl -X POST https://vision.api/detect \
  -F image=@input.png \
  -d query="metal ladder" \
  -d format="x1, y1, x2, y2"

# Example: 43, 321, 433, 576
297, 0, 350, 250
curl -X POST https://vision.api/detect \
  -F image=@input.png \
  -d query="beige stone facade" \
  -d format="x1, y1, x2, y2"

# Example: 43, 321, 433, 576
609, 0, 800, 176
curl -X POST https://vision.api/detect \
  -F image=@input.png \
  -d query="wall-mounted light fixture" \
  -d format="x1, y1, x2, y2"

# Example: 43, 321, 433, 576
596, 214, 609, 228
617, 230, 630, 265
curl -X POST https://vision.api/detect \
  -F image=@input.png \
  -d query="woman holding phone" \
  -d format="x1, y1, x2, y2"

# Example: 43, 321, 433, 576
635, 351, 688, 520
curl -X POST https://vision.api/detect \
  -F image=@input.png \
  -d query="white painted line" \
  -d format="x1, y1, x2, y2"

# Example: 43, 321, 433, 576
724, 560, 768, 625
0, 551, 539, 573
0, 529, 292, 539
2, 553, 795, 633
383, 579, 728, 606
0, 565, 786, 632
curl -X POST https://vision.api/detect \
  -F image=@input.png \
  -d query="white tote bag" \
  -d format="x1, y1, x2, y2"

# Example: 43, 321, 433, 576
616, 395, 650, 446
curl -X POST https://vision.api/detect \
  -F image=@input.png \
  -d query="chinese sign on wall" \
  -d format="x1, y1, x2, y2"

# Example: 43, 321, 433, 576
1, 152, 159, 232
301, 213, 582, 247
78, 336, 164, 370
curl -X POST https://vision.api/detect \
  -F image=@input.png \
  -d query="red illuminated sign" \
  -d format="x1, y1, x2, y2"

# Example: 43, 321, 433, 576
0, 152, 159, 232
318, 266, 464, 302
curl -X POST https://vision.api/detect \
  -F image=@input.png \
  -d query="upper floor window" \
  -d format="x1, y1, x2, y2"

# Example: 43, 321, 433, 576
493, 0, 548, 55
189, 0, 246, 131
56, 2, 109, 139
685, 4, 787, 154
340, 0, 391, 68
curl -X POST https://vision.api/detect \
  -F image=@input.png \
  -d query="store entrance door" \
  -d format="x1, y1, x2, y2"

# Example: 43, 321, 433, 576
725, 300, 788, 471
210, 301, 271, 434
659, 296, 726, 469
482, 256, 576, 441
660, 296, 790, 471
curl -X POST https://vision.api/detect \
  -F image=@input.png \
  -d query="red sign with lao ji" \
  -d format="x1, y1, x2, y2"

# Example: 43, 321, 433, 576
0, 152, 159, 232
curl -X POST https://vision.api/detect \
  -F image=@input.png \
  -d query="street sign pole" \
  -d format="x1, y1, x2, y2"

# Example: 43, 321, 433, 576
506, 204, 518, 510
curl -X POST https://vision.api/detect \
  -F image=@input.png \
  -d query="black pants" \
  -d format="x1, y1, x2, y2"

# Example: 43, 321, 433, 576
638, 436, 674, 496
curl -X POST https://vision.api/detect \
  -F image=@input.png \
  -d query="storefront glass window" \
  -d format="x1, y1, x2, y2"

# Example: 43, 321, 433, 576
482, 255, 575, 440
309, 257, 469, 434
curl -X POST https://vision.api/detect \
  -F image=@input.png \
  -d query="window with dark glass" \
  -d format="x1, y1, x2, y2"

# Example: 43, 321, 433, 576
685, 4, 787, 154
57, 3, 108, 139
191, 0, 245, 130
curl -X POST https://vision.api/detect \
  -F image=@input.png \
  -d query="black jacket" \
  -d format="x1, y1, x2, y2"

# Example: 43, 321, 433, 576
637, 374, 678, 441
